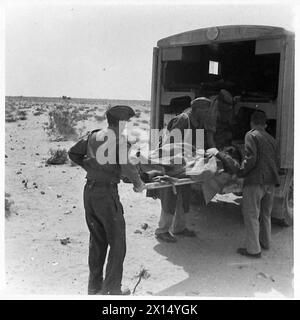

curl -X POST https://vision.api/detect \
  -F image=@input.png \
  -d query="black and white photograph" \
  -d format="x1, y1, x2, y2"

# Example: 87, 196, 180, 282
1, 0, 296, 300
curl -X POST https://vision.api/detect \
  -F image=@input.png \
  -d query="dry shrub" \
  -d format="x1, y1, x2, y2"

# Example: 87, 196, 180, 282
46, 148, 69, 165
5, 114, 18, 122
5, 102, 18, 122
17, 110, 27, 116
6, 109, 28, 122
33, 107, 45, 116
17, 110, 27, 120
77, 105, 85, 111
23, 105, 32, 109
5, 193, 14, 218
138, 119, 149, 124
44, 104, 79, 140
76, 125, 87, 139
78, 112, 88, 121
134, 109, 141, 118
94, 114, 106, 122
33, 111, 43, 116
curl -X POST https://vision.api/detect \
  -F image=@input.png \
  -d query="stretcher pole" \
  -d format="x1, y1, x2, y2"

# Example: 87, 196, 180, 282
145, 178, 199, 190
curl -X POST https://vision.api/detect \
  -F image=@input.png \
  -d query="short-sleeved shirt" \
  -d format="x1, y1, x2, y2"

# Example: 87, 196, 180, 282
156, 108, 216, 215
68, 128, 143, 187
166, 108, 216, 150
210, 95, 233, 148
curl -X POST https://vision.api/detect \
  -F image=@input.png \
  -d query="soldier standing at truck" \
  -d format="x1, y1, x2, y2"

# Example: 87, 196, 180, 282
209, 89, 234, 149
68, 105, 145, 295
155, 97, 216, 243
237, 110, 280, 258
207, 110, 280, 257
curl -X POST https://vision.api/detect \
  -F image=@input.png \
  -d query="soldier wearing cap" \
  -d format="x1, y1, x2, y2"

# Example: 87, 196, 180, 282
68, 105, 145, 295
155, 97, 216, 243
209, 89, 234, 148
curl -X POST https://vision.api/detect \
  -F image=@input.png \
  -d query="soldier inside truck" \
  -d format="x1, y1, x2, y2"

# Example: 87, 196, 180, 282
161, 40, 280, 145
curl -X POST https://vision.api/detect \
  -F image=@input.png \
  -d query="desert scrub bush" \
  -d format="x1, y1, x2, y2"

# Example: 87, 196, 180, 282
33, 110, 43, 116
76, 125, 87, 138
5, 192, 14, 218
86, 113, 94, 118
17, 110, 27, 120
46, 148, 69, 165
5, 114, 18, 122
44, 104, 79, 140
6, 108, 28, 121
94, 114, 106, 122
134, 109, 141, 118
33, 105, 46, 116
77, 104, 85, 111
77, 112, 89, 121
5, 101, 18, 122
138, 119, 149, 124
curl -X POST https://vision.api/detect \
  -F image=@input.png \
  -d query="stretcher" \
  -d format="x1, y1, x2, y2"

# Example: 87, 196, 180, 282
145, 176, 199, 194
144, 172, 243, 203
145, 176, 199, 190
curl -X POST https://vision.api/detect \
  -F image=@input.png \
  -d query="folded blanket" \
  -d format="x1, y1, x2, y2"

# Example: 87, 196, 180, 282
127, 128, 242, 206
129, 142, 218, 183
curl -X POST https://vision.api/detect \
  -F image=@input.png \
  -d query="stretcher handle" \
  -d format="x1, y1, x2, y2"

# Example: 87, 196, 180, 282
145, 178, 199, 190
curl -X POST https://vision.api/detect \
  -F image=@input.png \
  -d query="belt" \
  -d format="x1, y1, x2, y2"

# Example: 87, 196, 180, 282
86, 179, 118, 188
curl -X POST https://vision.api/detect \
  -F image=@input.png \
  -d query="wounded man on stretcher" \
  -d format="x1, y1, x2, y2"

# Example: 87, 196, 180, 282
127, 142, 242, 202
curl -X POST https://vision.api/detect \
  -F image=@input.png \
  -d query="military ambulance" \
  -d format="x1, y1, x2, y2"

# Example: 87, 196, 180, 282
149, 25, 294, 225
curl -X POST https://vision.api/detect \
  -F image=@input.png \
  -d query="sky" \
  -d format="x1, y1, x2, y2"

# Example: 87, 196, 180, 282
4, 1, 296, 100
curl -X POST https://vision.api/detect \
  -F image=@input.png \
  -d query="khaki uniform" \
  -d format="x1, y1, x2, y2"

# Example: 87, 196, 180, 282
69, 127, 143, 294
239, 128, 280, 254
155, 108, 215, 235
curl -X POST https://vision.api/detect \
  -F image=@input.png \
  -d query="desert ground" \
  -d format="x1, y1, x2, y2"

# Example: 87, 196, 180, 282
4, 96, 293, 298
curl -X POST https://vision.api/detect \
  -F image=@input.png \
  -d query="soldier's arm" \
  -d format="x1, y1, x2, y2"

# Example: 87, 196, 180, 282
170, 114, 189, 133
118, 140, 145, 191
206, 130, 216, 148
68, 134, 89, 167
216, 151, 240, 175
204, 109, 217, 148
121, 163, 145, 191
238, 132, 258, 177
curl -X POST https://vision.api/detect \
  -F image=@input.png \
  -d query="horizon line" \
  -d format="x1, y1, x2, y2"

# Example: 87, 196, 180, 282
5, 95, 151, 102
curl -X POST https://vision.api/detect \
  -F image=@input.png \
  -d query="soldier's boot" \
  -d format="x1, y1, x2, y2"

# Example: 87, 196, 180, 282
99, 285, 131, 295
109, 287, 131, 295
87, 274, 103, 295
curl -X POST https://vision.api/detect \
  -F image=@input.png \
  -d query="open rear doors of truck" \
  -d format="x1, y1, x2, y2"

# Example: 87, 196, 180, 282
150, 25, 294, 225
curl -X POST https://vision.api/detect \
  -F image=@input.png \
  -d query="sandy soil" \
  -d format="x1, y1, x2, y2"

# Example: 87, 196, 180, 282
3, 98, 293, 298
